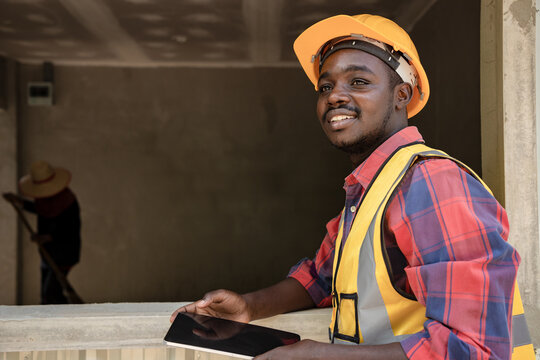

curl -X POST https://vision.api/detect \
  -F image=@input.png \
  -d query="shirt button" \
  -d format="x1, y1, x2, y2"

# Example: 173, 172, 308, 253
350, 206, 356, 213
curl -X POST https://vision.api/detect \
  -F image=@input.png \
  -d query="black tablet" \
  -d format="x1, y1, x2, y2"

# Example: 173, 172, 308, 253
164, 312, 301, 359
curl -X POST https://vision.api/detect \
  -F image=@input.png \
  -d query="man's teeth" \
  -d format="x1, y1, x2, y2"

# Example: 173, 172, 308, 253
330, 115, 355, 122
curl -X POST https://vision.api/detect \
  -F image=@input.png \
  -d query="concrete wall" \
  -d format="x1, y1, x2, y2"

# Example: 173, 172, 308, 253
499, 0, 540, 347
0, 303, 331, 352
15, 65, 351, 304
410, 0, 482, 176
0, 58, 19, 305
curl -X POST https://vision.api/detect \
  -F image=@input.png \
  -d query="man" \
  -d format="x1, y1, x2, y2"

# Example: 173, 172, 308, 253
3, 160, 81, 304
171, 14, 534, 359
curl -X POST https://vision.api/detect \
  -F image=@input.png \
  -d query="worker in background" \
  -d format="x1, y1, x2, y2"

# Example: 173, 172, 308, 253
3, 160, 81, 304
171, 14, 534, 359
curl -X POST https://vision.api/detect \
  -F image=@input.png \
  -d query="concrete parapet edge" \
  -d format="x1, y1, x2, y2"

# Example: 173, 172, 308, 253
0, 302, 331, 352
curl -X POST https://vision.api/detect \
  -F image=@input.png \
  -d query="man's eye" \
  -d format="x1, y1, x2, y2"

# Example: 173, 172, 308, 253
351, 79, 368, 86
319, 84, 332, 93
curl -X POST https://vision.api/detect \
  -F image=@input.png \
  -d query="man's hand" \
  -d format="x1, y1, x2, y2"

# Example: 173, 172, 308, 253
3, 192, 23, 208
170, 278, 315, 325
170, 289, 251, 324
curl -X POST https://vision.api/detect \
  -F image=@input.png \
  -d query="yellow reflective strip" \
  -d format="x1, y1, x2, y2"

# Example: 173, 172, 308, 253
373, 213, 424, 334
382, 293, 426, 335
329, 211, 345, 336
512, 283, 524, 316
511, 343, 535, 360
338, 296, 358, 339
333, 143, 433, 340
334, 220, 362, 339
371, 146, 428, 335
332, 211, 345, 279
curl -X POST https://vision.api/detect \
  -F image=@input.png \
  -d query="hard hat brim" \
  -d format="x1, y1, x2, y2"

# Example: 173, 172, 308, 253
293, 15, 430, 119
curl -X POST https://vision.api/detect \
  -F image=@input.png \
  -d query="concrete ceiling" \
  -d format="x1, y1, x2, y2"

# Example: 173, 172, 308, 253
0, 0, 436, 67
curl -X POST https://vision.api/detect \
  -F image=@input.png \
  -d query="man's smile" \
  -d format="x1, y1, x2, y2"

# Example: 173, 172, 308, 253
325, 109, 359, 130
330, 114, 355, 122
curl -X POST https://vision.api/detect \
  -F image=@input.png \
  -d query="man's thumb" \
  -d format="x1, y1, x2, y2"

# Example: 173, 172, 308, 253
197, 298, 209, 307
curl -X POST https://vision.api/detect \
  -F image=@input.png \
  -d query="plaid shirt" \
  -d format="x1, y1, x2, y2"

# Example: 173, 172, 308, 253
288, 126, 518, 359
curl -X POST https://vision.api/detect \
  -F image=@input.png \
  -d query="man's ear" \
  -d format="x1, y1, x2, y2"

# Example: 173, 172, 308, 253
395, 82, 413, 111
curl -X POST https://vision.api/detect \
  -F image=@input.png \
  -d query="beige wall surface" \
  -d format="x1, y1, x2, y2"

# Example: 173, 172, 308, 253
15, 65, 352, 304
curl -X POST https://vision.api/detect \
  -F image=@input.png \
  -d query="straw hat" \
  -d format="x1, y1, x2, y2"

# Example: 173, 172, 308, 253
19, 161, 71, 198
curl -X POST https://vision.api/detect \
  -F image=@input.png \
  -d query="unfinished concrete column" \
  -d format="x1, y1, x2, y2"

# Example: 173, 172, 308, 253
481, 0, 539, 347
0, 58, 19, 305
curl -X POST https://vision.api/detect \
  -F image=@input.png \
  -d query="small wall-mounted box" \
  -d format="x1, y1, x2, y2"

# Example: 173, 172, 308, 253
28, 82, 53, 106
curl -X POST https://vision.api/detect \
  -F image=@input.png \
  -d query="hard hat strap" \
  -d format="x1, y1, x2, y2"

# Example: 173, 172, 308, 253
317, 36, 418, 89
319, 39, 401, 71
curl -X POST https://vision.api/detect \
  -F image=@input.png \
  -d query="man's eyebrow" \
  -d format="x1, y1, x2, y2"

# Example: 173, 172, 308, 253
318, 64, 375, 83
344, 64, 374, 74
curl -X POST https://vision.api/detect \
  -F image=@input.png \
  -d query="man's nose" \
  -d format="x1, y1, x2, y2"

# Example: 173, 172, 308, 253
327, 84, 350, 105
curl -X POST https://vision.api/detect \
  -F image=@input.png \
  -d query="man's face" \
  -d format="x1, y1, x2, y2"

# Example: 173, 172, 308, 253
316, 49, 398, 155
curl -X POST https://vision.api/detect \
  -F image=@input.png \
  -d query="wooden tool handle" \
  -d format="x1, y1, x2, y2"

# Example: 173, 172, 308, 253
5, 198, 84, 304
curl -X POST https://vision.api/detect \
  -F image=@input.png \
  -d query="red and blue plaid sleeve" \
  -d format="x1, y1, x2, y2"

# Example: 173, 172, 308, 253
287, 213, 340, 307
391, 158, 517, 360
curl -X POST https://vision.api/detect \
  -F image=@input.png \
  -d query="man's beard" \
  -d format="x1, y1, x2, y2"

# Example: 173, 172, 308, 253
331, 102, 394, 155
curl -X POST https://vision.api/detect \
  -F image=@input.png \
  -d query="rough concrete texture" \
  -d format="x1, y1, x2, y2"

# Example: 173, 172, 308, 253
0, 58, 18, 305
502, 0, 540, 347
0, 302, 330, 352
509, 0, 535, 31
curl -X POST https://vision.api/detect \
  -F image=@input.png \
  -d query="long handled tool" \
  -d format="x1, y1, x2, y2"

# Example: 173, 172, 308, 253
6, 198, 84, 304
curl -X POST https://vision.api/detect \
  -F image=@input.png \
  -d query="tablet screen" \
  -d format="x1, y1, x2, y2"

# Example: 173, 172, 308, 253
164, 312, 301, 359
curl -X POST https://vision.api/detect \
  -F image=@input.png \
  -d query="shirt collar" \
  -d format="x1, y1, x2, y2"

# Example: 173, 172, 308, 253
344, 126, 425, 189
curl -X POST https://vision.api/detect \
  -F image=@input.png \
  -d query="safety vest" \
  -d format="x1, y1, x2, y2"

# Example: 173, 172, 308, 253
329, 143, 535, 359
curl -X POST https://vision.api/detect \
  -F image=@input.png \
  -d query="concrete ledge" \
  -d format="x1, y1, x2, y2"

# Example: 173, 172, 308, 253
0, 303, 331, 352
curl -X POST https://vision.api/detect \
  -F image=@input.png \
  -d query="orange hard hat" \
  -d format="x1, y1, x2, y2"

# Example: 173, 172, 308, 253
293, 14, 429, 119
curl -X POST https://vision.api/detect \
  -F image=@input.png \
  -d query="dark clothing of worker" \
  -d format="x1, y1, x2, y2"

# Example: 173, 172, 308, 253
40, 264, 71, 304
23, 188, 81, 304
